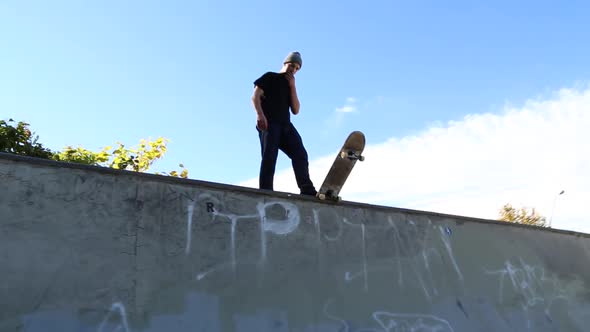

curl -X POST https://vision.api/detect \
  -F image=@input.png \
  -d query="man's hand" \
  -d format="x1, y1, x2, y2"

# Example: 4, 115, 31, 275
284, 70, 300, 114
252, 86, 268, 130
285, 72, 296, 89
257, 113, 268, 131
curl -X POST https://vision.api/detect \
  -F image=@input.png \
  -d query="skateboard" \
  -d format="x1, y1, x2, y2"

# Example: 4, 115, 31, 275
316, 131, 365, 202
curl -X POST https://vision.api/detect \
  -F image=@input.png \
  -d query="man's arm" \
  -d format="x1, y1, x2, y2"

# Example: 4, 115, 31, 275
286, 73, 300, 115
251, 86, 268, 130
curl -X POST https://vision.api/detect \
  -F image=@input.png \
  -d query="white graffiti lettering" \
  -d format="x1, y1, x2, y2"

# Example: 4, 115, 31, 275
189, 197, 301, 280
373, 312, 455, 332
98, 302, 130, 332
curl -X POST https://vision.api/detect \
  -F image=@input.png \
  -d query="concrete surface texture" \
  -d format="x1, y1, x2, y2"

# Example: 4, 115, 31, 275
1, 152, 590, 332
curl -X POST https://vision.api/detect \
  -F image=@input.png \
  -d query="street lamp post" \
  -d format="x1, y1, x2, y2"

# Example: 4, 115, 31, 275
549, 190, 565, 228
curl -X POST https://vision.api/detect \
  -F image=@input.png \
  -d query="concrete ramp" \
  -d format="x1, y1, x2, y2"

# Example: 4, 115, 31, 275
1, 152, 590, 331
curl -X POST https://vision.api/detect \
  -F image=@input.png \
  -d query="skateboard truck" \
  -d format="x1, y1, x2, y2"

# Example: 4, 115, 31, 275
317, 190, 341, 202
340, 150, 365, 161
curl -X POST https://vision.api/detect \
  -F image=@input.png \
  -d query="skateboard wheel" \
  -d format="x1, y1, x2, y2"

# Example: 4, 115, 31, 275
359, 155, 365, 161
337, 196, 342, 202
340, 151, 347, 159
318, 193, 326, 200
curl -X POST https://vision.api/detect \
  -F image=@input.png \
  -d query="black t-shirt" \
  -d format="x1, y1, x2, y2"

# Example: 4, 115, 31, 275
253, 72, 291, 124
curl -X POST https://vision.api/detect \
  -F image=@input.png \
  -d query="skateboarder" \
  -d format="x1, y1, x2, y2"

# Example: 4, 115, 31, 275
251, 51, 317, 196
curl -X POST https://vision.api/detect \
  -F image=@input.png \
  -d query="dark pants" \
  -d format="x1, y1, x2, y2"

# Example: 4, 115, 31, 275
257, 122, 316, 195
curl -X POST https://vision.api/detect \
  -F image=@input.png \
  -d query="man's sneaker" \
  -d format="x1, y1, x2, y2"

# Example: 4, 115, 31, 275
300, 186, 318, 196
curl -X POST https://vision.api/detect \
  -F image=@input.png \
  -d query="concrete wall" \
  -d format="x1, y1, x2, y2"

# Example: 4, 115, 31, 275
1, 152, 590, 332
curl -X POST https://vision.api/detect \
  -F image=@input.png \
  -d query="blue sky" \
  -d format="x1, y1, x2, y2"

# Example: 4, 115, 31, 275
2, 1, 589, 232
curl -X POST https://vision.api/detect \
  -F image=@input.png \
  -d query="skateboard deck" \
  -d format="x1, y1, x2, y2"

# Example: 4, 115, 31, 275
317, 131, 365, 202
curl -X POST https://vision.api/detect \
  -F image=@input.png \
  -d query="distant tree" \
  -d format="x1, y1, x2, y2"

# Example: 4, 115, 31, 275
53, 145, 110, 166
499, 203, 548, 227
0, 119, 53, 158
2, 118, 188, 178
54, 138, 188, 178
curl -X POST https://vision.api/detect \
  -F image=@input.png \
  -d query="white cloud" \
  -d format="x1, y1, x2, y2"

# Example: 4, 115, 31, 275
335, 105, 356, 113
335, 97, 357, 113
238, 86, 590, 234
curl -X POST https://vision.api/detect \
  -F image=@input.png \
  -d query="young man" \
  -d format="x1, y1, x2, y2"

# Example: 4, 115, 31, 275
251, 51, 317, 196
